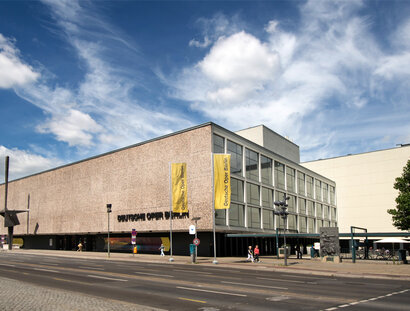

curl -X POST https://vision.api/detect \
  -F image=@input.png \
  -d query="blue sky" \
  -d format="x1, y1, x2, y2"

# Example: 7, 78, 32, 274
1, 0, 409, 181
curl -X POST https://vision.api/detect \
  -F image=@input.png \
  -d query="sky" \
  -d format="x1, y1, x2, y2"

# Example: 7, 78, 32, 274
1, 0, 409, 181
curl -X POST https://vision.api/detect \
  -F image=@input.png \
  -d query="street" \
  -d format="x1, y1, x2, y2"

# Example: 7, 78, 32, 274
0, 252, 409, 310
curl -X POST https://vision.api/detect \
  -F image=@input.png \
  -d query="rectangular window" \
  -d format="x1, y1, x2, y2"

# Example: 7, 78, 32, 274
229, 203, 244, 227
331, 221, 337, 227
299, 216, 307, 233
288, 214, 297, 230
245, 149, 259, 182
297, 172, 305, 195
287, 195, 296, 213
263, 209, 274, 229
261, 155, 272, 185
315, 180, 322, 201
227, 140, 243, 176
298, 198, 306, 215
262, 187, 273, 208
317, 219, 323, 231
246, 183, 260, 206
316, 203, 323, 218
276, 214, 284, 229
274, 161, 285, 190
286, 167, 296, 193
275, 190, 286, 203
231, 178, 244, 202
213, 134, 224, 153
307, 200, 315, 216
330, 186, 335, 205
247, 207, 261, 228
306, 175, 314, 199
215, 209, 226, 225
322, 183, 329, 203
331, 207, 337, 221
323, 220, 330, 227
323, 205, 329, 219
308, 218, 315, 233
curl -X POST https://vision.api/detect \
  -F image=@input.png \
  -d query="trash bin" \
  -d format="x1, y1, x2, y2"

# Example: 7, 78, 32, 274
398, 249, 407, 264
190, 244, 196, 263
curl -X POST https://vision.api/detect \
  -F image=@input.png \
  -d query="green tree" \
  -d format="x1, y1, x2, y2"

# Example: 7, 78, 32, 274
387, 159, 410, 231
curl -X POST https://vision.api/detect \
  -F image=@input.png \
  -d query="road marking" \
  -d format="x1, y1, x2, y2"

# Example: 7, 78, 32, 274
53, 277, 90, 286
338, 304, 349, 308
34, 268, 59, 273
325, 308, 338, 311
349, 302, 359, 305
178, 297, 206, 303
177, 286, 247, 297
79, 266, 105, 270
221, 281, 287, 290
173, 269, 213, 275
87, 275, 128, 282
0, 263, 16, 267
134, 271, 174, 278
257, 277, 305, 284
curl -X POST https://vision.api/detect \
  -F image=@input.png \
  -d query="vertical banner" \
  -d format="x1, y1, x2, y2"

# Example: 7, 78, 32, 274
171, 163, 188, 213
213, 154, 231, 210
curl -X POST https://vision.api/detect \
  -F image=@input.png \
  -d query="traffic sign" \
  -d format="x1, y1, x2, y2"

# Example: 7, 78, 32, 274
131, 229, 137, 245
189, 225, 196, 235
193, 238, 200, 246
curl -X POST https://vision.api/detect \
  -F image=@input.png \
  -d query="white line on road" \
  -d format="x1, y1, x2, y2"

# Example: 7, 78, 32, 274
257, 277, 305, 284
134, 271, 174, 278
34, 268, 60, 273
79, 266, 105, 270
0, 263, 16, 267
338, 304, 349, 308
173, 269, 213, 275
176, 286, 247, 297
221, 281, 288, 290
325, 307, 338, 311
87, 275, 128, 282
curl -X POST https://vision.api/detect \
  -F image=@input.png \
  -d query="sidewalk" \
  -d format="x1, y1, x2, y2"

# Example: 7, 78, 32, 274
5, 249, 410, 281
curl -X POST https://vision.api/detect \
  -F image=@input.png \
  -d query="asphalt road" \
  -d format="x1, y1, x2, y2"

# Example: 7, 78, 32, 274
0, 252, 409, 311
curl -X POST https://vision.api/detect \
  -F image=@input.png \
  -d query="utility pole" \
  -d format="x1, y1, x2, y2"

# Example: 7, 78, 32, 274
274, 195, 289, 266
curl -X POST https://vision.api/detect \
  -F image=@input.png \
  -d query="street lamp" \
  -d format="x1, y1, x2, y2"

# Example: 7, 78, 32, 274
274, 196, 289, 266
192, 217, 201, 258
106, 204, 112, 258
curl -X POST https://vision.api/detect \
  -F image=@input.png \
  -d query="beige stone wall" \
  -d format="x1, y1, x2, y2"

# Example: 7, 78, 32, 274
0, 125, 214, 236
302, 146, 410, 233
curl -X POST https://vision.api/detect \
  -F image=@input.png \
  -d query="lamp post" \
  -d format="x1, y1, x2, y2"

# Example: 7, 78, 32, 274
192, 217, 201, 258
106, 204, 112, 258
274, 196, 289, 266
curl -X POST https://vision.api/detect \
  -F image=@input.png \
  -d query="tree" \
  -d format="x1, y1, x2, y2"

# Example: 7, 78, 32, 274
387, 159, 410, 231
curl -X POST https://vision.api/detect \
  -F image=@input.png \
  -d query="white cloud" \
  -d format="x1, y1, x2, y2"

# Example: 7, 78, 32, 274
168, 0, 410, 161
0, 34, 39, 89
37, 109, 102, 147
0, 146, 63, 181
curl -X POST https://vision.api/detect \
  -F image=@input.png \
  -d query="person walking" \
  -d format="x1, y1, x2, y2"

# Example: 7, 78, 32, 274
159, 243, 165, 256
253, 245, 260, 263
77, 241, 83, 252
246, 246, 254, 262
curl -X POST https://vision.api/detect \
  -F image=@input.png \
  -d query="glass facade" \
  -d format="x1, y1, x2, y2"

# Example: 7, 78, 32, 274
297, 172, 305, 195
263, 209, 274, 229
306, 175, 314, 199
261, 155, 272, 185
298, 198, 306, 214
245, 149, 259, 182
262, 187, 273, 207
274, 161, 285, 190
229, 203, 244, 227
231, 178, 244, 202
248, 207, 260, 228
315, 180, 322, 201
286, 167, 296, 193
213, 132, 337, 233
213, 134, 224, 153
227, 140, 243, 176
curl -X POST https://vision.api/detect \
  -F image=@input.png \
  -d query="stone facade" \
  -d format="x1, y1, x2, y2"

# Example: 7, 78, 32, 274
0, 125, 214, 236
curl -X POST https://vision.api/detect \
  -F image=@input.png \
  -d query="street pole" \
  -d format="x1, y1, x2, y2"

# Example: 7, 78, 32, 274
274, 196, 289, 266
107, 204, 112, 258
283, 208, 287, 266
192, 217, 201, 259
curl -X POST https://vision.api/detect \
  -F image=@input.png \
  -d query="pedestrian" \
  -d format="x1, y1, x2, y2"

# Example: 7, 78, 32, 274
246, 245, 254, 262
254, 245, 260, 263
77, 241, 83, 252
298, 245, 303, 259
159, 243, 165, 256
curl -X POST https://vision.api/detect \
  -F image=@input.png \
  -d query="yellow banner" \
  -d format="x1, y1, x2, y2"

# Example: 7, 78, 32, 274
214, 154, 231, 209
171, 163, 188, 213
